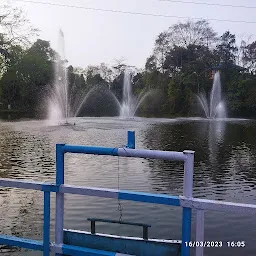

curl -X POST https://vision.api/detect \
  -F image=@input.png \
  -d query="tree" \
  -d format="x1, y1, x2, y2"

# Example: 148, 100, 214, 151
76, 74, 86, 89
98, 63, 114, 84
27, 39, 55, 60
0, 1, 38, 47
215, 31, 238, 65
0, 1, 38, 80
167, 20, 217, 48
0, 33, 10, 77
18, 40, 54, 108
0, 39, 54, 109
242, 41, 256, 74
111, 72, 124, 100
0, 66, 20, 107
0, 44, 24, 106
84, 64, 111, 87
112, 58, 127, 76
162, 45, 185, 73
145, 55, 157, 72
153, 32, 170, 72
227, 78, 256, 117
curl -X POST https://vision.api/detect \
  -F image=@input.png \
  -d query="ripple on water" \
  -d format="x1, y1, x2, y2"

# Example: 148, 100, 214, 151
1, 117, 256, 256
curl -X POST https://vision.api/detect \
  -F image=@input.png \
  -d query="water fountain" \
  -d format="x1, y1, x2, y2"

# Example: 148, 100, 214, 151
47, 31, 149, 122
48, 30, 95, 124
197, 71, 227, 118
119, 70, 150, 118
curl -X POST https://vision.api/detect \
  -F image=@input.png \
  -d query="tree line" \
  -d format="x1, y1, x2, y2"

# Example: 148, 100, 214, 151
0, 3, 255, 118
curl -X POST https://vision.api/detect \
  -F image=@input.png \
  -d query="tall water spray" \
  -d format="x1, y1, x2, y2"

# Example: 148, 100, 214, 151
119, 70, 150, 118
48, 30, 95, 123
197, 71, 227, 118
48, 30, 69, 122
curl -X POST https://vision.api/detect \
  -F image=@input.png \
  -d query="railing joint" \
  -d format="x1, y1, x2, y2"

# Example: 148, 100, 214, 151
42, 183, 59, 192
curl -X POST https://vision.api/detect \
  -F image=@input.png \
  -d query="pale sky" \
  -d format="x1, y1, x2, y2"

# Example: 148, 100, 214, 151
12, 0, 256, 69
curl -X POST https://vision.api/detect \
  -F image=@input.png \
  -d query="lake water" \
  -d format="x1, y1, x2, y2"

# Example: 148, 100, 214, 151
0, 117, 256, 256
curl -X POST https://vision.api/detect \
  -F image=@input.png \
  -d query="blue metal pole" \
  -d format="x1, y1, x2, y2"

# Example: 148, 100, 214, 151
181, 207, 192, 256
43, 191, 51, 256
127, 131, 135, 149
55, 144, 65, 256
56, 144, 65, 185
62, 145, 118, 156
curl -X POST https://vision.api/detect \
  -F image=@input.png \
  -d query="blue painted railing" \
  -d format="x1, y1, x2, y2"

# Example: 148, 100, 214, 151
1, 131, 256, 256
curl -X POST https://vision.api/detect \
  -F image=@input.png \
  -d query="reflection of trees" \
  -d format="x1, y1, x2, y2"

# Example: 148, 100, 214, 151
0, 187, 45, 256
0, 125, 55, 180
142, 120, 256, 195
0, 123, 56, 254
208, 120, 226, 165
146, 159, 184, 194
143, 121, 211, 194
210, 121, 256, 187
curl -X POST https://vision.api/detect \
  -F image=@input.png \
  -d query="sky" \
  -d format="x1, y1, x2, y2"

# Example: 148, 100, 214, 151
10, 0, 256, 69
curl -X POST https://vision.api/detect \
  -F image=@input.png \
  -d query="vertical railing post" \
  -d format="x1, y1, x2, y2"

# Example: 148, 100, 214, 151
196, 210, 204, 256
143, 226, 148, 240
181, 150, 195, 256
127, 131, 135, 149
91, 220, 96, 234
55, 144, 65, 256
43, 191, 51, 256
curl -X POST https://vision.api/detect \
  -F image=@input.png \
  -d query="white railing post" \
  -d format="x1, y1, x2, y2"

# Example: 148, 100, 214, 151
181, 150, 195, 256
196, 210, 205, 256
55, 144, 65, 256
183, 150, 194, 198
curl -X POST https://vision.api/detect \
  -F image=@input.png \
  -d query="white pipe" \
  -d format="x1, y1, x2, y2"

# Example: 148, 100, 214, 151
180, 196, 256, 214
196, 210, 204, 256
117, 148, 186, 161
55, 193, 64, 248
60, 185, 119, 198
183, 150, 195, 198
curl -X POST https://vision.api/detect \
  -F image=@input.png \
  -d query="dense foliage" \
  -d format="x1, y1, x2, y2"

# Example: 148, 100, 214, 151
0, 4, 255, 118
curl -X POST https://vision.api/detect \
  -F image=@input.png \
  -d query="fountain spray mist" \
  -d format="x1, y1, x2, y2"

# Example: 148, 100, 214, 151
119, 69, 151, 118
48, 30, 97, 123
197, 71, 227, 118
48, 30, 69, 123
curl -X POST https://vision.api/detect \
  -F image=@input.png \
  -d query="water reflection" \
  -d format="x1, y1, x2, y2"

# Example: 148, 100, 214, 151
0, 118, 256, 256
0, 122, 56, 255
143, 119, 256, 197
208, 119, 226, 165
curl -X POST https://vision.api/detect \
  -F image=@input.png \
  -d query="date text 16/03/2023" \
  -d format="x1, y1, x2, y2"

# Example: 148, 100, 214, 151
185, 241, 246, 247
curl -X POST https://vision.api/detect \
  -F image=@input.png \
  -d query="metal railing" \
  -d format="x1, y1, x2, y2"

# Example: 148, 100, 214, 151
0, 131, 256, 256
87, 218, 151, 240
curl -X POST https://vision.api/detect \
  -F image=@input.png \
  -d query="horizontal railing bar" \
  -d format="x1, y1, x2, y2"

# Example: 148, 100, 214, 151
50, 243, 134, 255
0, 236, 133, 256
60, 185, 119, 199
60, 185, 181, 206
180, 196, 256, 214
61, 144, 187, 161
117, 148, 186, 161
0, 235, 43, 251
0, 179, 59, 192
62, 145, 118, 156
0, 179, 180, 206
0, 178, 43, 191
87, 218, 151, 227
1, 179, 256, 213
119, 190, 181, 206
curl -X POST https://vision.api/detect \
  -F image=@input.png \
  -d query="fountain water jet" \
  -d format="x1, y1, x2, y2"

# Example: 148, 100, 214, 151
48, 30, 94, 124
197, 71, 227, 118
119, 70, 150, 118
48, 29, 69, 123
